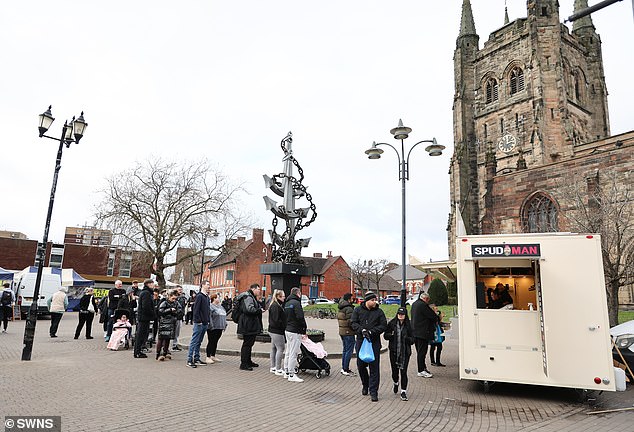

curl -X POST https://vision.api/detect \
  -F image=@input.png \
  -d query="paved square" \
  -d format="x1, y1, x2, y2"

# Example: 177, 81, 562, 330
1, 314, 632, 431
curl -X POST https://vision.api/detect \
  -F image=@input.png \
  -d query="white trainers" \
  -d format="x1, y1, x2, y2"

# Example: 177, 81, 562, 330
340, 369, 356, 376
283, 372, 290, 379
275, 369, 284, 376
417, 370, 433, 378
212, 356, 222, 363
205, 356, 215, 364
270, 367, 277, 373
288, 375, 304, 383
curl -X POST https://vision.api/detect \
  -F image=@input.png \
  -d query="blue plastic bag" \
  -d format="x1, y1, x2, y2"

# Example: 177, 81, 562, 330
358, 338, 375, 363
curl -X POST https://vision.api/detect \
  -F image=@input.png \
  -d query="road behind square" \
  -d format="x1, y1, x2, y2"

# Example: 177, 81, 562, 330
0, 313, 632, 432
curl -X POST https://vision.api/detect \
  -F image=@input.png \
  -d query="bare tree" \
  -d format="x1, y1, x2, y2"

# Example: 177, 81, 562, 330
94, 158, 250, 289
339, 258, 392, 294
556, 170, 634, 326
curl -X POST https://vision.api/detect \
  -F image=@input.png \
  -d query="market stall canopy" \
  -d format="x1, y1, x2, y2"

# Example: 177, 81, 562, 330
17, 266, 94, 287
0, 266, 14, 281
61, 269, 94, 287
409, 255, 457, 283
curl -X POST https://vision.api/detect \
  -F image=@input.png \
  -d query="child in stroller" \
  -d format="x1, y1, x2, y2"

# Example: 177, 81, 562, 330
297, 335, 331, 379
107, 311, 132, 351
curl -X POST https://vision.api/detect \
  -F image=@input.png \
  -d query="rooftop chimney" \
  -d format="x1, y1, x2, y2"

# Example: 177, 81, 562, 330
327, 251, 333, 258
313, 252, 322, 258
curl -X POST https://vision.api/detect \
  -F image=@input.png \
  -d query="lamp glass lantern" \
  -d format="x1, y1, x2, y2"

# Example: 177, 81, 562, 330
73, 112, 87, 143
38, 106, 55, 137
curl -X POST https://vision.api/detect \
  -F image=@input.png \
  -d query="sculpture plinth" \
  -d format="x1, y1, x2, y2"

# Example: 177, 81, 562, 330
260, 263, 312, 297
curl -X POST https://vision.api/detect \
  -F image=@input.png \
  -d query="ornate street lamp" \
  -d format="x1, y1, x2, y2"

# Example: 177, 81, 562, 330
365, 119, 444, 307
22, 106, 88, 361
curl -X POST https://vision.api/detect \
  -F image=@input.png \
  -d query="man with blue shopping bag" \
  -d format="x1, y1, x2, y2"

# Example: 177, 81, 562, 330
351, 292, 387, 402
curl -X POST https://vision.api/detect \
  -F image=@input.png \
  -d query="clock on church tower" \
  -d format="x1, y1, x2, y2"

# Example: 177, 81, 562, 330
497, 133, 517, 153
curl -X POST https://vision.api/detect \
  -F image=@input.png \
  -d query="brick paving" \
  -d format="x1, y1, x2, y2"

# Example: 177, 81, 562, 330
0, 313, 632, 431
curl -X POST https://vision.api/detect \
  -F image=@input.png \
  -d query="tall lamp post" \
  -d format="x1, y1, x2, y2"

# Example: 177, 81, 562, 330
365, 119, 444, 308
199, 227, 218, 288
22, 106, 87, 361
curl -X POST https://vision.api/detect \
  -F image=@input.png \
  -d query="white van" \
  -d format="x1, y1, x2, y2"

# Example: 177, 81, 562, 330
14, 268, 62, 317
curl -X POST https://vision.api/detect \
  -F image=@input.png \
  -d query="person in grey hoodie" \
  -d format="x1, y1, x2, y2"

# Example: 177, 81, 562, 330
205, 293, 227, 364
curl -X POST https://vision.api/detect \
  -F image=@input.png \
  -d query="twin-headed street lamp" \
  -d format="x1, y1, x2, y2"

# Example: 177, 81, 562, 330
365, 119, 444, 307
22, 106, 87, 361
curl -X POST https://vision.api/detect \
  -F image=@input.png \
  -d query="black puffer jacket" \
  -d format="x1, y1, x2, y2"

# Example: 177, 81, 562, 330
350, 302, 387, 343
237, 290, 263, 336
284, 293, 307, 334
384, 317, 414, 356
267, 300, 287, 335
157, 299, 181, 339
410, 298, 439, 340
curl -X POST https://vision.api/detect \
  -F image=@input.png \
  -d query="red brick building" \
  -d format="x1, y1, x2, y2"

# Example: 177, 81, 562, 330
204, 228, 270, 297
0, 237, 152, 289
300, 252, 351, 300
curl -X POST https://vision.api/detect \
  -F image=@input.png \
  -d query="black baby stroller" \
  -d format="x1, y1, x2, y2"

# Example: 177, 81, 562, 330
297, 343, 331, 379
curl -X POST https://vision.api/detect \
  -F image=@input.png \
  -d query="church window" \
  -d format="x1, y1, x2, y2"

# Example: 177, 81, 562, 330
485, 78, 498, 104
522, 194, 559, 233
500, 118, 504, 134
510, 68, 524, 95
484, 124, 488, 138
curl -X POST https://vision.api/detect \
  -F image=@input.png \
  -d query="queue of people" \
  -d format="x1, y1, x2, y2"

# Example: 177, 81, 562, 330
9, 278, 448, 404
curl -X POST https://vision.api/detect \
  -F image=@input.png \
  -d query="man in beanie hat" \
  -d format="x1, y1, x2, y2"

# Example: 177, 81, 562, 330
350, 291, 387, 402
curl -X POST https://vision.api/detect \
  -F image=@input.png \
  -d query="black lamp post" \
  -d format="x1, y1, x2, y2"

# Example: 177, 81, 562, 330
198, 227, 218, 288
365, 119, 444, 308
22, 106, 87, 361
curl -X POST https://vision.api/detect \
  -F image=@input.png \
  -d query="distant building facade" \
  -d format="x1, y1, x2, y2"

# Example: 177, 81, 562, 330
64, 226, 112, 247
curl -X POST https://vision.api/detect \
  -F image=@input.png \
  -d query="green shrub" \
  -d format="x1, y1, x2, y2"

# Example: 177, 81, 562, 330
428, 278, 448, 306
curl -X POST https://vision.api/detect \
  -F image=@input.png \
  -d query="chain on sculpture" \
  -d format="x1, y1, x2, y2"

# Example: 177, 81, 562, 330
263, 132, 317, 264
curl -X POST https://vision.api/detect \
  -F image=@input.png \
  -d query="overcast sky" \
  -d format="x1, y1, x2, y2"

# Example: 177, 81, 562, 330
1, 1, 632, 270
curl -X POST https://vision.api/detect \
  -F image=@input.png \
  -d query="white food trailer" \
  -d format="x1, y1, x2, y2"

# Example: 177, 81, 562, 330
456, 233, 615, 392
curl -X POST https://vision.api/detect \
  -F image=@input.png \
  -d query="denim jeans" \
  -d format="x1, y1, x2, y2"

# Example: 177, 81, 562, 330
187, 322, 208, 362
340, 335, 355, 371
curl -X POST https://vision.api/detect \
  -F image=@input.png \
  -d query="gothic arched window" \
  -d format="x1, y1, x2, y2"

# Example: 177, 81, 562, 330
510, 67, 525, 95
522, 193, 559, 233
485, 78, 499, 104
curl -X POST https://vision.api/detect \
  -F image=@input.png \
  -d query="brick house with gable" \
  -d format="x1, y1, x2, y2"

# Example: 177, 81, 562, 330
204, 228, 270, 297
301, 252, 351, 300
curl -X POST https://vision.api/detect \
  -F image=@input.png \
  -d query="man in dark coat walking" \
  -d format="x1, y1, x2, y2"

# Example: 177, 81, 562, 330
410, 292, 439, 378
351, 292, 387, 402
134, 279, 156, 358
236, 283, 263, 371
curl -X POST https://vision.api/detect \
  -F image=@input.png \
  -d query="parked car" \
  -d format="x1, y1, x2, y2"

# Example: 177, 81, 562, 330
313, 297, 335, 305
383, 295, 401, 305
611, 319, 634, 380
301, 295, 310, 307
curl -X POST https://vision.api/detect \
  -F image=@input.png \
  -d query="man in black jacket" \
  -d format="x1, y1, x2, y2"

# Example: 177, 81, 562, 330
237, 283, 263, 371
74, 287, 97, 339
186, 282, 211, 368
410, 292, 439, 378
134, 279, 156, 358
351, 292, 387, 402
283, 287, 307, 382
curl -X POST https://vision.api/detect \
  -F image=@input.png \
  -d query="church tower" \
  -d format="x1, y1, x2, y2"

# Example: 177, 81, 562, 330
448, 0, 612, 259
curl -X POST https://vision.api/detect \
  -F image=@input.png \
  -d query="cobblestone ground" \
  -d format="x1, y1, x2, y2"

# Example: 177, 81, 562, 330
0, 314, 632, 431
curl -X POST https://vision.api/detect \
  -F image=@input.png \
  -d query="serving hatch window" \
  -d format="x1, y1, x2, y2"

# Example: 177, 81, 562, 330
474, 258, 539, 311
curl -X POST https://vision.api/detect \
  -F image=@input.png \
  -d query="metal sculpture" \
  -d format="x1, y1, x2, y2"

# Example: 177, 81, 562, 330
263, 132, 317, 264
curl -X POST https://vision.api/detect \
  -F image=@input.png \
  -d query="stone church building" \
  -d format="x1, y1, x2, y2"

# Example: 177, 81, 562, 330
448, 1, 633, 302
